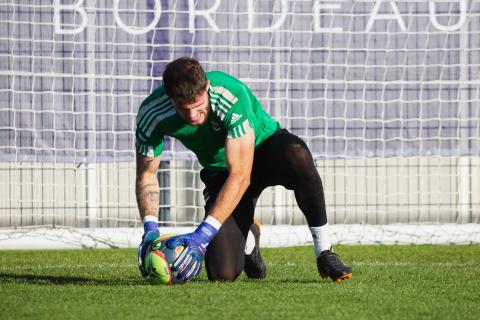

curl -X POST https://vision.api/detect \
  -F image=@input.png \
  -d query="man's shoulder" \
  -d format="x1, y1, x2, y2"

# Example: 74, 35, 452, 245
207, 71, 252, 103
140, 84, 168, 108
207, 70, 236, 81
207, 71, 246, 89
136, 86, 175, 136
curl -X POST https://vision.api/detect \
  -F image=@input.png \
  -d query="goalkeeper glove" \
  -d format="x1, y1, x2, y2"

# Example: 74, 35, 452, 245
167, 216, 221, 283
137, 216, 160, 278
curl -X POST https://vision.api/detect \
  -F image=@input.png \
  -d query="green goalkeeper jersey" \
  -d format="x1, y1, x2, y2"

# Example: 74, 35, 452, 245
135, 71, 280, 170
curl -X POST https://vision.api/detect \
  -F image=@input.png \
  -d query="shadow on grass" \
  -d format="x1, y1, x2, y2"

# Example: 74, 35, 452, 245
1, 273, 328, 286
268, 279, 326, 284
0, 273, 213, 286
234, 276, 324, 285
0, 273, 146, 286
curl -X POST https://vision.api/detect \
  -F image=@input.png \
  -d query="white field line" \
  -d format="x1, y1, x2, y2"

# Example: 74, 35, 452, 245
0, 261, 476, 272
351, 261, 477, 267
0, 263, 137, 271
267, 261, 477, 268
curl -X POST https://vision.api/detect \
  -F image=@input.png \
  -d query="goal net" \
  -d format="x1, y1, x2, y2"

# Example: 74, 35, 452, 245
1, 0, 479, 249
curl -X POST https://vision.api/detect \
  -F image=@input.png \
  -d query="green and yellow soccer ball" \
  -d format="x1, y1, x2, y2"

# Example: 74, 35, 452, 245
144, 234, 185, 285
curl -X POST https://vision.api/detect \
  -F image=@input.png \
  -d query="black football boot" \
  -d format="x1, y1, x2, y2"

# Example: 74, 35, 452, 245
244, 219, 266, 279
316, 248, 352, 282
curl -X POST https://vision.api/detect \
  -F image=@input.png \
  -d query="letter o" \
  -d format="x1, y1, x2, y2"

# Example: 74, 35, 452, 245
113, 0, 162, 35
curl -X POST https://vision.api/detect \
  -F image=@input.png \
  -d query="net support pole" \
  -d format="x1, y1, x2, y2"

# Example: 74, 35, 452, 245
458, 12, 472, 223
86, 3, 98, 228
170, 157, 177, 226
273, 22, 286, 225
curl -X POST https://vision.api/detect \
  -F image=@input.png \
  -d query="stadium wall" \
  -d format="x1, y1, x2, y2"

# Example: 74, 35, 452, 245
1, 157, 478, 229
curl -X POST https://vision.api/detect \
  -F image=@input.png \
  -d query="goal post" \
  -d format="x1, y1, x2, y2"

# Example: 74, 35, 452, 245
1, 0, 479, 249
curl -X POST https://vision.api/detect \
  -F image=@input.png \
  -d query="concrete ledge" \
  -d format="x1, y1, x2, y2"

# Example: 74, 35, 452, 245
1, 223, 479, 250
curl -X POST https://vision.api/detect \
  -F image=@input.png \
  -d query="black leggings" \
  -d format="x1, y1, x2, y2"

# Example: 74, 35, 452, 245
201, 129, 327, 281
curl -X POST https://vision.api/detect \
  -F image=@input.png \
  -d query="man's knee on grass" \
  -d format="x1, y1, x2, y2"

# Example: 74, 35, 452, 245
206, 266, 242, 282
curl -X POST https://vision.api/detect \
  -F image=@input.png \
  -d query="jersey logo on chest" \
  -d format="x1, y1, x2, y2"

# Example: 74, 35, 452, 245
210, 117, 223, 132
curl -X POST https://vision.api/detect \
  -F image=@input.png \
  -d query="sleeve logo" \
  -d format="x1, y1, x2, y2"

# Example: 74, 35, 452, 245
147, 146, 154, 157
230, 113, 242, 125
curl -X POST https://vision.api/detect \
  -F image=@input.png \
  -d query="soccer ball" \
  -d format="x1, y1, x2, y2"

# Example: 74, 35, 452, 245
144, 234, 185, 285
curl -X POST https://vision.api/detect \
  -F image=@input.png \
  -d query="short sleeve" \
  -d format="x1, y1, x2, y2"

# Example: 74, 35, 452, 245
135, 106, 165, 158
135, 134, 164, 157
135, 92, 176, 158
225, 102, 253, 139
209, 85, 255, 139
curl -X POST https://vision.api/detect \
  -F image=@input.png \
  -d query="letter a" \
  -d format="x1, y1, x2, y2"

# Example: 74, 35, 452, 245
366, 0, 407, 32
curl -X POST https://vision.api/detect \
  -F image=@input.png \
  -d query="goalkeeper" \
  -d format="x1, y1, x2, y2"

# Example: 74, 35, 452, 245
136, 57, 352, 283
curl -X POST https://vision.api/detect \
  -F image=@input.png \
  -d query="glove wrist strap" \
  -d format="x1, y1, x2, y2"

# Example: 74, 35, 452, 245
143, 215, 159, 232
204, 215, 222, 230
194, 215, 221, 244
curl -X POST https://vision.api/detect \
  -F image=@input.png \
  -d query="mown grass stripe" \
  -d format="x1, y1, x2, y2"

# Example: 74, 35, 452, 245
1, 245, 479, 320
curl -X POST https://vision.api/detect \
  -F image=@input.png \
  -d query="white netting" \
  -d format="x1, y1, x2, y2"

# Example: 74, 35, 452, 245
0, 0, 479, 247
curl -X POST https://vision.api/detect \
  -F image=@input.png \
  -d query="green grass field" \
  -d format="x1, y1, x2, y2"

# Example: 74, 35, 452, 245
1, 245, 479, 320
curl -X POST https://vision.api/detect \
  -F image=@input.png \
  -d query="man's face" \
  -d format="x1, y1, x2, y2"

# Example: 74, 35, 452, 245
173, 87, 210, 127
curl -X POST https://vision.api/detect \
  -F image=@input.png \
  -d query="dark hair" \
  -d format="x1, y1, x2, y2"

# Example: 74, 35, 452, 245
162, 57, 208, 106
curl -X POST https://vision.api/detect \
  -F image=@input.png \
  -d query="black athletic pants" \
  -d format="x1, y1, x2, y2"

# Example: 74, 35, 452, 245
200, 129, 327, 281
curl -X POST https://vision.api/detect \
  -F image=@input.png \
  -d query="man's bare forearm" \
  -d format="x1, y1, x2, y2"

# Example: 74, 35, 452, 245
136, 174, 160, 219
135, 154, 161, 219
207, 129, 255, 224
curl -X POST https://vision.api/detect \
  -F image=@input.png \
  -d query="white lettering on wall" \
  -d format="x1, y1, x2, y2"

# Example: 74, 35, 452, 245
248, 0, 288, 32
189, 0, 221, 33
52, 1, 471, 35
313, 0, 343, 33
429, 0, 467, 32
366, 0, 407, 32
54, 0, 88, 35
113, 0, 162, 35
